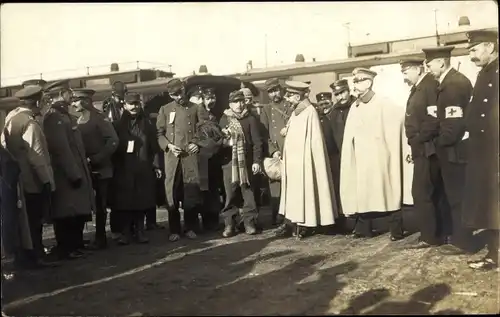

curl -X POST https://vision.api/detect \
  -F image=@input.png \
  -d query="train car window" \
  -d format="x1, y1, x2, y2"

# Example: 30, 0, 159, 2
86, 78, 110, 87
69, 79, 83, 89
0, 88, 8, 98
111, 73, 138, 84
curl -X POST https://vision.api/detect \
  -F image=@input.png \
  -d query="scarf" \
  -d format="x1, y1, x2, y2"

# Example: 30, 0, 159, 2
223, 108, 250, 186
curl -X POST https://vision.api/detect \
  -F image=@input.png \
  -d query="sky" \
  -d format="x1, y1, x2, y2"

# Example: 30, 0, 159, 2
0, 1, 498, 86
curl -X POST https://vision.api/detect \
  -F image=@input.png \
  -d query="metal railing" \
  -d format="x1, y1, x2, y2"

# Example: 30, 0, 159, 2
0, 61, 174, 87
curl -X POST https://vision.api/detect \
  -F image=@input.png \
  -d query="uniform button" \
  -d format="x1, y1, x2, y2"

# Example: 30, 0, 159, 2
488, 83, 493, 87
484, 98, 488, 102
481, 113, 485, 117
188, 130, 192, 133
481, 130, 485, 133
188, 122, 191, 125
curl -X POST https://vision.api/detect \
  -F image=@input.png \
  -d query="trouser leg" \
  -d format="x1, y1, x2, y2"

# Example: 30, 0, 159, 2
109, 209, 120, 234
94, 179, 109, 243
54, 218, 73, 254
389, 210, 404, 238
167, 163, 184, 235
24, 192, 46, 259
238, 184, 258, 223
145, 208, 157, 226
269, 180, 282, 224
354, 214, 373, 237
184, 205, 200, 232
486, 229, 499, 263
220, 167, 241, 224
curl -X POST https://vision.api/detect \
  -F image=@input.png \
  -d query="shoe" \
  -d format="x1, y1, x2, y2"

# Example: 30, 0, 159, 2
390, 235, 405, 242
117, 235, 131, 245
273, 223, 292, 238
243, 220, 258, 235
135, 231, 150, 244
438, 244, 467, 256
111, 233, 122, 241
222, 225, 236, 238
468, 257, 498, 271
185, 230, 197, 239
169, 233, 181, 242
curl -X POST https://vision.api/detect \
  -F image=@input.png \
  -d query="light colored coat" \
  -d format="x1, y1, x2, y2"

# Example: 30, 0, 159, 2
340, 92, 408, 215
279, 100, 338, 227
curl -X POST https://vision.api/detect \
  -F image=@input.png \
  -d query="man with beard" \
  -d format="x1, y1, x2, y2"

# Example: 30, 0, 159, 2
43, 80, 95, 260
102, 81, 127, 123
399, 57, 445, 249
422, 46, 474, 255
157, 79, 203, 242
276, 81, 337, 239
72, 88, 119, 249
461, 30, 499, 270
259, 78, 291, 225
197, 86, 223, 231
340, 68, 406, 241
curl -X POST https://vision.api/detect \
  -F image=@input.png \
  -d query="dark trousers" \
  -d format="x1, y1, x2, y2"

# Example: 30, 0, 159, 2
354, 211, 403, 237
92, 177, 109, 241
412, 155, 447, 245
437, 155, 473, 249
486, 229, 499, 263
115, 210, 146, 236
110, 210, 120, 234
145, 208, 157, 226
269, 180, 281, 222
53, 216, 86, 254
221, 166, 258, 224
167, 163, 200, 235
24, 192, 50, 258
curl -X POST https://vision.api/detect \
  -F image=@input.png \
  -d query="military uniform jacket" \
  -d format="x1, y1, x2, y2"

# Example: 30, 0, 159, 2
102, 96, 125, 123
157, 100, 202, 210
434, 68, 473, 163
330, 96, 355, 154
43, 104, 95, 219
405, 73, 440, 158
77, 111, 119, 179
1, 107, 55, 193
462, 58, 499, 229
260, 101, 290, 157
318, 108, 338, 157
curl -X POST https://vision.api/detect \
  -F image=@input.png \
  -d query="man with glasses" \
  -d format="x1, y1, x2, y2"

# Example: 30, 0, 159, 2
340, 68, 406, 241
157, 78, 203, 242
259, 78, 291, 226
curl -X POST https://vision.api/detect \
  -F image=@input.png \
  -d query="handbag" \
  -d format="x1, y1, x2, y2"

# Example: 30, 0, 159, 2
263, 157, 282, 181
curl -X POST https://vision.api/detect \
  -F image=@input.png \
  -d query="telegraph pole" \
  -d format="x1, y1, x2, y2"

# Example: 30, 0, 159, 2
433, 9, 440, 46
343, 22, 352, 57
264, 33, 268, 67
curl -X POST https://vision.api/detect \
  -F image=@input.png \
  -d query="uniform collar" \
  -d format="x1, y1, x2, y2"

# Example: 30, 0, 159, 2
482, 56, 499, 73
359, 90, 375, 104
439, 67, 453, 84
414, 73, 427, 88
293, 99, 311, 116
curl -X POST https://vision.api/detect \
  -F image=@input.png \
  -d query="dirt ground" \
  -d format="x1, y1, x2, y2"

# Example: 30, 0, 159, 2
2, 207, 499, 316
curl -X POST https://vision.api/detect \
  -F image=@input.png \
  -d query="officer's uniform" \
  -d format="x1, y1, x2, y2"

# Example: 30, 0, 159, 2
462, 30, 499, 267
74, 88, 119, 248
401, 58, 444, 246
422, 46, 474, 252
157, 79, 203, 238
21, 79, 47, 122
102, 81, 127, 123
259, 78, 291, 224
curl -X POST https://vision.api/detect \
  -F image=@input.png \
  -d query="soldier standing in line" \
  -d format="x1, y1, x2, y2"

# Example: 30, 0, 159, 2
259, 78, 290, 226
399, 57, 445, 249
72, 88, 119, 249
422, 46, 475, 255
462, 30, 499, 270
157, 79, 203, 242
42, 80, 95, 260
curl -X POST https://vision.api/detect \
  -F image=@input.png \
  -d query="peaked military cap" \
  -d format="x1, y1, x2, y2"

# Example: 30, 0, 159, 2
22, 79, 47, 88
72, 88, 95, 99
44, 79, 71, 93
203, 87, 216, 96
422, 46, 455, 62
329, 79, 350, 94
112, 81, 128, 91
400, 57, 425, 71
352, 68, 378, 79
240, 87, 253, 98
124, 92, 142, 104
166, 78, 184, 94
284, 81, 310, 93
466, 29, 499, 49
228, 90, 245, 102
15, 85, 43, 100
304, 81, 312, 85
316, 92, 332, 102
264, 78, 281, 91
187, 85, 204, 97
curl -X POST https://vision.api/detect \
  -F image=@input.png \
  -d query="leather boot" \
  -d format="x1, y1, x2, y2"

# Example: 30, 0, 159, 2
222, 217, 236, 238
118, 222, 132, 245
243, 218, 258, 235
135, 217, 149, 244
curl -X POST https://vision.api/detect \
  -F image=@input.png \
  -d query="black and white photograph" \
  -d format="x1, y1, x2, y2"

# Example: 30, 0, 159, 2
0, 1, 498, 315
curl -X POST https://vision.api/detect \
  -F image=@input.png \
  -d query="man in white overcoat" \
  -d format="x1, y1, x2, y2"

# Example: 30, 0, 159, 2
340, 68, 408, 241
275, 81, 338, 240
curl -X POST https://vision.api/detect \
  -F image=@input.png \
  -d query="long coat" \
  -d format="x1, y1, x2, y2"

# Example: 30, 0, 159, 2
43, 104, 95, 220
157, 101, 202, 211
462, 58, 499, 230
77, 111, 119, 179
279, 100, 337, 227
109, 111, 160, 211
259, 101, 289, 157
340, 91, 408, 215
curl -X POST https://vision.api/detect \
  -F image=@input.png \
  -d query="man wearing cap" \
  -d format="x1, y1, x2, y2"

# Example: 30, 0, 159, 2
72, 88, 119, 249
259, 78, 291, 225
422, 45, 474, 255
102, 81, 127, 123
219, 90, 263, 237
21, 79, 47, 120
461, 30, 499, 270
276, 81, 337, 239
43, 79, 95, 260
1, 84, 56, 267
399, 57, 445, 249
340, 68, 406, 240
108, 92, 161, 245
314, 92, 337, 167
157, 78, 203, 242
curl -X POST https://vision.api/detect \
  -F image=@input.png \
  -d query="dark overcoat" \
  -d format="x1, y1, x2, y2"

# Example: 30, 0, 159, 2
43, 104, 95, 220
109, 111, 160, 211
462, 58, 499, 229
157, 101, 203, 211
